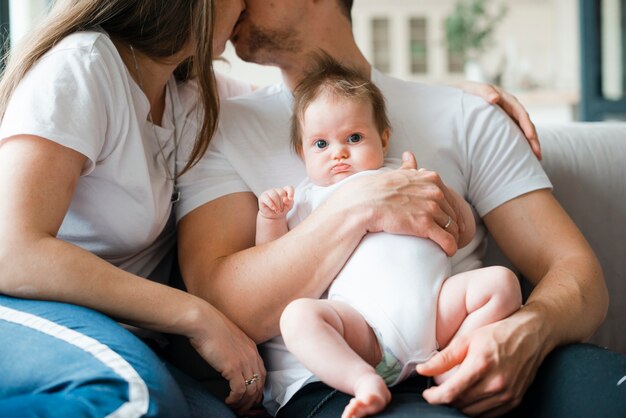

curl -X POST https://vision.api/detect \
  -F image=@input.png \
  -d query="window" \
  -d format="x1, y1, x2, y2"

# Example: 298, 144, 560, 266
0, 0, 9, 69
447, 48, 464, 74
580, 0, 626, 120
371, 17, 390, 73
409, 17, 428, 74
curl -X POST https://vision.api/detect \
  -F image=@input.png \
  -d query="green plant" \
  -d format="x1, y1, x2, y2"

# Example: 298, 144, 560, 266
445, 0, 508, 62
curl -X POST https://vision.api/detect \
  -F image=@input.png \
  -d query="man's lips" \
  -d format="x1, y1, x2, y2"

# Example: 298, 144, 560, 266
231, 12, 246, 41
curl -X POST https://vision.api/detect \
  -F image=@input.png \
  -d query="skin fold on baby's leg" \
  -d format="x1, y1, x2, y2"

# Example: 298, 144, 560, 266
431, 266, 522, 384
280, 298, 391, 418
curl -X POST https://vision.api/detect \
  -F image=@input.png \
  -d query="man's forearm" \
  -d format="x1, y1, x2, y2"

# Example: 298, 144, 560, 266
484, 190, 608, 352
178, 193, 369, 343
522, 253, 607, 351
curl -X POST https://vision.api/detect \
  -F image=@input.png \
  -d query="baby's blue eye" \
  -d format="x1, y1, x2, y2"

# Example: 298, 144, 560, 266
348, 133, 362, 143
315, 139, 328, 149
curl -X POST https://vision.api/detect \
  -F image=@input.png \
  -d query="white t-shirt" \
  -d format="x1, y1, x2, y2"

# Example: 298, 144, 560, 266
176, 70, 552, 415
0, 30, 252, 281
215, 72, 254, 102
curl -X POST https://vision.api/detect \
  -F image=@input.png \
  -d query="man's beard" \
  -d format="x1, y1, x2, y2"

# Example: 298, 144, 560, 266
233, 24, 301, 65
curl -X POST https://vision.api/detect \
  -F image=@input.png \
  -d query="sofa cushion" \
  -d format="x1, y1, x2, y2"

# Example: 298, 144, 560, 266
483, 122, 626, 353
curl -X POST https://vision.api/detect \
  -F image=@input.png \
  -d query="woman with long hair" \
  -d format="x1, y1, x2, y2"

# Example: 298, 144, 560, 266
0, 0, 263, 416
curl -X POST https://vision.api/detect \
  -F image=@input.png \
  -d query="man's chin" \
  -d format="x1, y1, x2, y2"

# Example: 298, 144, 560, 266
231, 43, 271, 66
229, 37, 254, 63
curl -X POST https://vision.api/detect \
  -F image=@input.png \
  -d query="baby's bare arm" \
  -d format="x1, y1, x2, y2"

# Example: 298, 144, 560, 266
255, 186, 295, 245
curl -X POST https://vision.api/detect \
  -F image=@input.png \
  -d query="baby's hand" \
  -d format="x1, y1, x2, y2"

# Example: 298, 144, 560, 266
258, 186, 295, 219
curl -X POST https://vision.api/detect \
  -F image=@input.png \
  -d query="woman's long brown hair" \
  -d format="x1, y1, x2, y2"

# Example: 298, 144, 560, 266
0, 0, 219, 175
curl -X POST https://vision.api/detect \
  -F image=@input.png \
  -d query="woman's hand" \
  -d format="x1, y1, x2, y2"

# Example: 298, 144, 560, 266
455, 81, 542, 160
328, 152, 464, 256
187, 303, 266, 414
416, 310, 548, 417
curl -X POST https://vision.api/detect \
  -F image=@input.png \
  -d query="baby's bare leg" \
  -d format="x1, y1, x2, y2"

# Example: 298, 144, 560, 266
280, 299, 391, 418
433, 266, 522, 383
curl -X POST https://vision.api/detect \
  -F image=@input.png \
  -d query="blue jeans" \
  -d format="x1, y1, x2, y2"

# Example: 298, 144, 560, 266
277, 344, 626, 417
0, 295, 235, 418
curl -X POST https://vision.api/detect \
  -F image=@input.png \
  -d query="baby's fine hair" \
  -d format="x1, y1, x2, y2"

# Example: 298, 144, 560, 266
290, 53, 391, 155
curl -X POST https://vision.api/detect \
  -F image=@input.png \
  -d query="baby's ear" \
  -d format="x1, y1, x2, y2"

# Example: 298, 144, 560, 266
381, 128, 391, 152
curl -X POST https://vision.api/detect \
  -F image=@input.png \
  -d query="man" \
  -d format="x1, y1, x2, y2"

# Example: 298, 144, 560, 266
176, 1, 623, 416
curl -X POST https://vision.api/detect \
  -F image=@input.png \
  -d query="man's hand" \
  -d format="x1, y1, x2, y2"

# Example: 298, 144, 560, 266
416, 312, 548, 417
455, 81, 542, 160
396, 152, 465, 253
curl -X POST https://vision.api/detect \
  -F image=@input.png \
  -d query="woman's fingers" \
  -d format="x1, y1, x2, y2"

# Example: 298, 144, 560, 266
223, 349, 264, 412
189, 308, 266, 415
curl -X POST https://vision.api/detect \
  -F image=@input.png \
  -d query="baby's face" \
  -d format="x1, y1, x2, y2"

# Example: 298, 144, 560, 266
300, 94, 388, 186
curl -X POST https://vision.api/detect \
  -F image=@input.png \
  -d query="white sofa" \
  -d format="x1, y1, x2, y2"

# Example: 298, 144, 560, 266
483, 122, 626, 354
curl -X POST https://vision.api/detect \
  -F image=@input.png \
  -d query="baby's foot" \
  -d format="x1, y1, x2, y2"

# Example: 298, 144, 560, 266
341, 374, 391, 418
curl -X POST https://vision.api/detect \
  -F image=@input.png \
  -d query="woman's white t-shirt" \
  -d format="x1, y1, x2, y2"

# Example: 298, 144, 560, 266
0, 30, 252, 280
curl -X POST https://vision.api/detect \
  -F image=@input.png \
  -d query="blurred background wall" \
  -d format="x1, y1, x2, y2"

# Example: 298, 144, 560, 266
3, 0, 624, 123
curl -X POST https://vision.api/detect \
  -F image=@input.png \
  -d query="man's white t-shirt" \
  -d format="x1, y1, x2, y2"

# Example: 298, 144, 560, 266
0, 30, 252, 281
176, 70, 552, 415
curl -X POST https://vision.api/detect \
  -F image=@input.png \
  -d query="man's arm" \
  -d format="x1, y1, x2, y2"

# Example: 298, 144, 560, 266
417, 189, 608, 417
178, 154, 466, 343
178, 191, 369, 342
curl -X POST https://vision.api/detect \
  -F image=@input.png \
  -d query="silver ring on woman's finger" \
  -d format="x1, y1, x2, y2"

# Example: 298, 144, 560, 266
244, 373, 260, 386
444, 215, 452, 230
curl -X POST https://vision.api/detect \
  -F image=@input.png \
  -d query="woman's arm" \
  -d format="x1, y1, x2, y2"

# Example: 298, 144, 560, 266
178, 153, 465, 343
0, 136, 265, 412
416, 189, 607, 417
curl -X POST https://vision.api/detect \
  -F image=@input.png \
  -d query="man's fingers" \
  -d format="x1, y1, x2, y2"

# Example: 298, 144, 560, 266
417, 338, 468, 376
455, 81, 500, 104
497, 92, 543, 160
517, 118, 542, 160
441, 185, 465, 235
427, 223, 458, 257
400, 151, 418, 170
421, 359, 484, 405
422, 370, 478, 405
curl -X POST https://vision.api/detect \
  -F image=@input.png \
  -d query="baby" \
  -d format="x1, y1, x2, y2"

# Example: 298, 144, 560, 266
256, 57, 521, 418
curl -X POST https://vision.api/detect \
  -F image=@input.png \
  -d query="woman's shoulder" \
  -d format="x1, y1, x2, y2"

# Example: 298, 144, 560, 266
44, 30, 109, 57
39, 30, 124, 75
